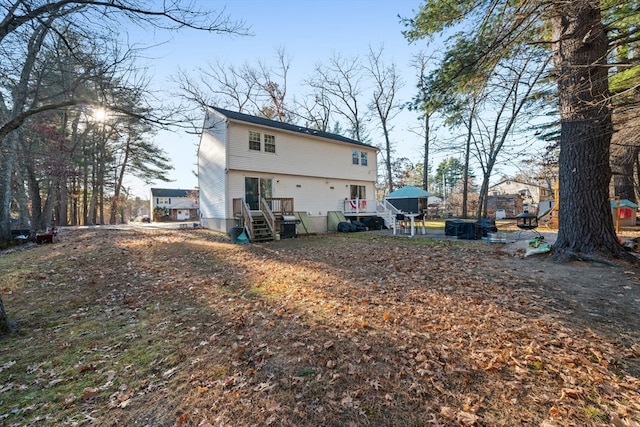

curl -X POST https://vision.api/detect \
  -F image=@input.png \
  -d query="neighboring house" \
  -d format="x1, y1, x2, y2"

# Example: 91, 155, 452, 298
197, 107, 378, 239
486, 194, 524, 219
488, 179, 554, 216
150, 188, 199, 221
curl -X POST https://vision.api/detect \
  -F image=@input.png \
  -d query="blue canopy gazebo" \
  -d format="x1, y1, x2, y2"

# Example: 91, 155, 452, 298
386, 186, 432, 213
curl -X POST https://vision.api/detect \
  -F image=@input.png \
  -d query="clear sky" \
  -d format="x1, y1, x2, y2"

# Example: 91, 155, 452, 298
125, 0, 436, 198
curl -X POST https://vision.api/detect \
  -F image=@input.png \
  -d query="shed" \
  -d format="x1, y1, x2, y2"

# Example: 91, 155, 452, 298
611, 199, 638, 227
386, 186, 432, 214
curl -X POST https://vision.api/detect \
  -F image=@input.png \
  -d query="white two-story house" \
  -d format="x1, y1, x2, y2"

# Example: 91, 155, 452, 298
197, 107, 378, 239
150, 188, 199, 221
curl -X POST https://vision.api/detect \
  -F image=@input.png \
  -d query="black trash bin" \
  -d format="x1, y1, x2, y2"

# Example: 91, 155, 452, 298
445, 219, 481, 239
229, 226, 244, 243
445, 219, 463, 236
361, 216, 384, 230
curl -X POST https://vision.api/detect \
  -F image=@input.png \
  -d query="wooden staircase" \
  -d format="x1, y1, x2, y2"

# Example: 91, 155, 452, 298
234, 197, 296, 243
250, 212, 274, 242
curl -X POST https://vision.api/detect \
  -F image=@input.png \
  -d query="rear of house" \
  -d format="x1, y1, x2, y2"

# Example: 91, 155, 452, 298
198, 107, 378, 238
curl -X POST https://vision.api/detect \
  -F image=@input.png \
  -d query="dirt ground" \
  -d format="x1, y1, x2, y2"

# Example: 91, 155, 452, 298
383, 228, 640, 343
497, 249, 640, 376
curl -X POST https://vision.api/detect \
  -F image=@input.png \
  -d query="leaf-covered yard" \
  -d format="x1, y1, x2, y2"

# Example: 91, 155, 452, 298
1, 228, 639, 426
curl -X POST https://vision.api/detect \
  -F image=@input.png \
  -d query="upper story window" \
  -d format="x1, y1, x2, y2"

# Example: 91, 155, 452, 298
264, 134, 276, 153
156, 197, 171, 205
249, 131, 261, 151
249, 131, 276, 153
352, 150, 359, 165
353, 150, 369, 166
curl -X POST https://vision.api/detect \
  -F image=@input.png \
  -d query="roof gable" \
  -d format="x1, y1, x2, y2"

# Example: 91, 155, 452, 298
489, 179, 549, 190
210, 106, 376, 149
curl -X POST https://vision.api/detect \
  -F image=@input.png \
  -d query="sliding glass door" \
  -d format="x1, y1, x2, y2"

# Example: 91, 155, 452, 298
245, 177, 272, 210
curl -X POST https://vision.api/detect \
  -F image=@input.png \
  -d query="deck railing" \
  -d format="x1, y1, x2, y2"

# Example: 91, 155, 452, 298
260, 197, 276, 236
233, 198, 294, 216
343, 198, 377, 214
266, 197, 294, 214
376, 199, 402, 230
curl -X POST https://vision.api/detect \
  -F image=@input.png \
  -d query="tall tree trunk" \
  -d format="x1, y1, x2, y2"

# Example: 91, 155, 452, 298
110, 134, 132, 224
477, 175, 490, 219
383, 123, 393, 193
0, 23, 49, 242
58, 182, 68, 226
71, 176, 79, 226
26, 164, 44, 231
462, 102, 476, 218
82, 140, 90, 225
42, 178, 55, 229
422, 113, 430, 192
611, 153, 638, 203
0, 134, 17, 240
16, 170, 30, 228
610, 109, 640, 204
551, 1, 629, 261
97, 133, 106, 225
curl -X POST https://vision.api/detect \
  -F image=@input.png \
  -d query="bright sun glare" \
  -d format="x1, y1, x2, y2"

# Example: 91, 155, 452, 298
93, 107, 108, 123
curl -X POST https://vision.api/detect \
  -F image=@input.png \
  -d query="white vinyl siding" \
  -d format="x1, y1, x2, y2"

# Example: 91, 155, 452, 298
226, 171, 374, 217
198, 112, 228, 222
226, 124, 376, 181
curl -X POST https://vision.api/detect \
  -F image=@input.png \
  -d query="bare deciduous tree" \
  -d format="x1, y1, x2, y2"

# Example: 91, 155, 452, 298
306, 53, 369, 142
365, 45, 404, 194
0, 0, 247, 336
471, 49, 551, 218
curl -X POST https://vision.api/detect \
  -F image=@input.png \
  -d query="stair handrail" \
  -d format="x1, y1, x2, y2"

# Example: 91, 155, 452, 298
260, 197, 276, 236
377, 199, 402, 231
239, 199, 255, 240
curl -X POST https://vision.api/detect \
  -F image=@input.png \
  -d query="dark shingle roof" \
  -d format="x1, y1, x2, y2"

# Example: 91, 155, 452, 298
150, 188, 197, 198
210, 107, 375, 149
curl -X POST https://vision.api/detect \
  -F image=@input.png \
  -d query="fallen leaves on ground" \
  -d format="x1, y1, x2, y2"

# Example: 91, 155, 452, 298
0, 228, 638, 426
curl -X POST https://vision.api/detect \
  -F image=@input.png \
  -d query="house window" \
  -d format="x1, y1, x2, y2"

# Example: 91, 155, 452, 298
352, 150, 359, 165
249, 131, 261, 151
156, 197, 170, 205
360, 151, 368, 166
264, 134, 276, 153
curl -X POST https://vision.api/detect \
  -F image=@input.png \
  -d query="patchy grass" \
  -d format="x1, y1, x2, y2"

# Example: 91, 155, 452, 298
1, 227, 639, 426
